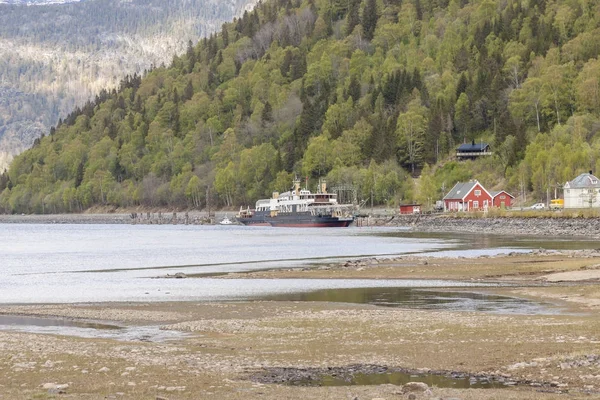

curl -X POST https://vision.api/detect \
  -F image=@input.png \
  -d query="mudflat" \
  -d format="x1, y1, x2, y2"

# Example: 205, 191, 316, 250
1, 250, 600, 399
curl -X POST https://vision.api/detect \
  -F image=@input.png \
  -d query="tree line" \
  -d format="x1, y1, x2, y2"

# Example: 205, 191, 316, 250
3, 0, 600, 213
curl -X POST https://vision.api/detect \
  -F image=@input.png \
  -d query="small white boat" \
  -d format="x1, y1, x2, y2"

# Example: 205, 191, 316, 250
219, 215, 233, 225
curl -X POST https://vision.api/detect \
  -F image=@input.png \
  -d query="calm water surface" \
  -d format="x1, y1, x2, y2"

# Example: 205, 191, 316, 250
0, 224, 591, 304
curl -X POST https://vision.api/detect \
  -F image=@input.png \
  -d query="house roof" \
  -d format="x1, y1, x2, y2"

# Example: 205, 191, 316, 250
490, 190, 515, 199
565, 173, 600, 189
444, 180, 494, 201
457, 142, 489, 152
444, 181, 477, 200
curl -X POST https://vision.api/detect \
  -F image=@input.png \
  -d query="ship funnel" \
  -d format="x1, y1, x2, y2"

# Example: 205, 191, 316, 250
321, 179, 327, 194
272, 191, 279, 199
293, 178, 301, 195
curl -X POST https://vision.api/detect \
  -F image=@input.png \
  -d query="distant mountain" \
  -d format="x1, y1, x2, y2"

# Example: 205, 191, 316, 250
0, 0, 258, 170
4, 0, 600, 215
0, 0, 82, 5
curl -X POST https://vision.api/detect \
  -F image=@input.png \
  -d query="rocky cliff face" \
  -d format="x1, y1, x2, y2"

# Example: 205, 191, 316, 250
0, 1, 82, 4
0, 0, 258, 171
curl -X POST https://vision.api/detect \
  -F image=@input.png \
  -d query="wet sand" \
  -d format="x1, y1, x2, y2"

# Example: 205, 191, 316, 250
1, 251, 600, 399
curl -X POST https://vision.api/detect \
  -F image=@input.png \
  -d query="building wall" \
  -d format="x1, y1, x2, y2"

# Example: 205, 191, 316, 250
444, 199, 463, 211
564, 188, 600, 209
492, 193, 512, 208
444, 183, 492, 211
462, 183, 492, 211
399, 205, 421, 214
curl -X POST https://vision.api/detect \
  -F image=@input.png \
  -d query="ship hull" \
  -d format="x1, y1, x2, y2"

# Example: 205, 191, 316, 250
267, 220, 353, 227
265, 212, 353, 227
237, 212, 353, 227
237, 219, 270, 226
236, 210, 270, 226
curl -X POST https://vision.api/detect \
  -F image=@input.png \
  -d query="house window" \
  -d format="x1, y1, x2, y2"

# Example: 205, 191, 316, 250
474, 201, 479, 209
566, 189, 570, 194
474, 190, 481, 196
500, 195, 506, 199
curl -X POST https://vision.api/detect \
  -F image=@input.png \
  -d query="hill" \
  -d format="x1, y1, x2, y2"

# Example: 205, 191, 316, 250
0, 0, 258, 170
2, 0, 600, 214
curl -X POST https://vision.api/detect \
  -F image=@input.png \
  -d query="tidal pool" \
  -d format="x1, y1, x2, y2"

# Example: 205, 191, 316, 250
262, 286, 564, 315
251, 365, 530, 389
0, 315, 188, 342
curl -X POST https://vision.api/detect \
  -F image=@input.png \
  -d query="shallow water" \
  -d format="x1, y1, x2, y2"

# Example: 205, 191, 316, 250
0, 315, 187, 342
299, 371, 504, 389
0, 224, 594, 304
263, 287, 563, 315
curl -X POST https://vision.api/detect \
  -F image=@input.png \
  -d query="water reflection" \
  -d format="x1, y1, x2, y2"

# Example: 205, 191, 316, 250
0, 315, 187, 342
0, 315, 120, 330
263, 287, 562, 315
303, 371, 502, 389
371, 231, 600, 251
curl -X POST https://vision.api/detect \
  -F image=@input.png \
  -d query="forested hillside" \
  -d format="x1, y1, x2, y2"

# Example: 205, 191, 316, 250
2, 0, 600, 213
0, 0, 257, 170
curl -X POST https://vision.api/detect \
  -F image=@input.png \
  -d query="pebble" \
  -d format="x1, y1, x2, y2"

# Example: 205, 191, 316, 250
402, 382, 429, 393
42, 383, 57, 389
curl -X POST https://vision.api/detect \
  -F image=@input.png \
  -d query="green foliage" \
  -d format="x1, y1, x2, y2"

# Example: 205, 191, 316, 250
0, 0, 254, 167
8, 0, 600, 213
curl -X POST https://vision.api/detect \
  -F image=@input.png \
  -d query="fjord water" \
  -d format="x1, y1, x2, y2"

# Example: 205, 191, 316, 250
0, 223, 459, 303
0, 223, 583, 304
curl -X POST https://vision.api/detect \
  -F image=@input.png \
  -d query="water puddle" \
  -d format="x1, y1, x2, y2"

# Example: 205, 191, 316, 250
262, 287, 563, 315
250, 365, 536, 389
0, 315, 188, 342
312, 371, 499, 388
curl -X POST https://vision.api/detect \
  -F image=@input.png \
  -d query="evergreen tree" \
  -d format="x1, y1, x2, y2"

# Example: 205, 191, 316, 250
346, 0, 361, 35
0, 171, 9, 192
221, 24, 229, 47
456, 73, 468, 98
362, 0, 378, 40
347, 75, 361, 103
74, 162, 85, 188
290, 53, 307, 80
186, 40, 196, 72
280, 49, 293, 77
183, 80, 194, 102
262, 101, 273, 123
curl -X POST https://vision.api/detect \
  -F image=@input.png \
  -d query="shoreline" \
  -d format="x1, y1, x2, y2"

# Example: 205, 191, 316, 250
1, 252, 600, 398
3, 211, 600, 238
2, 224, 600, 398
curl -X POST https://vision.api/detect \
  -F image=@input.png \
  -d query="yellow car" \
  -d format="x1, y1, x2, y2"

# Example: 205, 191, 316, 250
550, 199, 564, 210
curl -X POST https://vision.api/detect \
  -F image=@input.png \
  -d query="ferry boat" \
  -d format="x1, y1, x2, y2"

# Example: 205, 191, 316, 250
236, 179, 354, 227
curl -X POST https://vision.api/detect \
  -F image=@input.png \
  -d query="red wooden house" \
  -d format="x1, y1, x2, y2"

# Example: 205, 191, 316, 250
443, 180, 493, 212
399, 204, 421, 214
490, 190, 514, 209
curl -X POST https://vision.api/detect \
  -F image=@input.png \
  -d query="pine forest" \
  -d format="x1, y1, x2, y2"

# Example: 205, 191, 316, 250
2, 0, 600, 214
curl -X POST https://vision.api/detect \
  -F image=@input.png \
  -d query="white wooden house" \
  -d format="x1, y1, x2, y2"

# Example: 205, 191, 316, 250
564, 172, 600, 209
